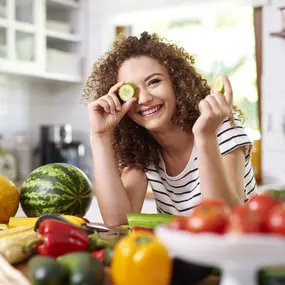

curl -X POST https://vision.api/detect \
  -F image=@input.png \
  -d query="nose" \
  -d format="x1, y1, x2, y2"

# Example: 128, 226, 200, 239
137, 88, 153, 105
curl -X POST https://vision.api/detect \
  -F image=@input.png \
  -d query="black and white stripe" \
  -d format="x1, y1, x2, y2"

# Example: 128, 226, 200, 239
146, 116, 258, 215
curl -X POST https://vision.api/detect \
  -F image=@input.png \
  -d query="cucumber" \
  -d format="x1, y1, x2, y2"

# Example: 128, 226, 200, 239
127, 213, 176, 230
118, 83, 136, 101
258, 266, 285, 285
213, 74, 225, 95
27, 256, 69, 285
57, 252, 104, 285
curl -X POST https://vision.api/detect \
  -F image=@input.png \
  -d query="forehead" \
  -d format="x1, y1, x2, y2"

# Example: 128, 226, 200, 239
117, 56, 166, 82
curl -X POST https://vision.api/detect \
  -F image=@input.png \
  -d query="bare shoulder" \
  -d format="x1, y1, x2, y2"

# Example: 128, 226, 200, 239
121, 167, 148, 212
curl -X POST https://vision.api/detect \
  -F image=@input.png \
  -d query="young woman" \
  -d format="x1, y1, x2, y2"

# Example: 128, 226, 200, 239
82, 32, 257, 227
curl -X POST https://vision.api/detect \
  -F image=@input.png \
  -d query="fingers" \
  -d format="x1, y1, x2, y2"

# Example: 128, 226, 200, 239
120, 97, 137, 115
91, 98, 111, 113
222, 75, 233, 108
198, 99, 212, 115
104, 95, 121, 114
205, 95, 220, 114
109, 81, 125, 95
200, 92, 230, 120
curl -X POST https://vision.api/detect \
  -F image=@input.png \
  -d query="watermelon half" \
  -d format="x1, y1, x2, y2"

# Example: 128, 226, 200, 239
20, 163, 93, 217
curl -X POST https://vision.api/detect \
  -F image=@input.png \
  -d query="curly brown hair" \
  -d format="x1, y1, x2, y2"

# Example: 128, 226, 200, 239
82, 31, 243, 171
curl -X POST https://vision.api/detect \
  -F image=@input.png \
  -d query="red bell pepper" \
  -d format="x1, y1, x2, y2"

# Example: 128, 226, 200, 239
24, 219, 90, 257
91, 249, 105, 262
132, 226, 154, 233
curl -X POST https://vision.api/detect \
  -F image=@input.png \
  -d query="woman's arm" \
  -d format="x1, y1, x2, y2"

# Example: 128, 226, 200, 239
193, 75, 246, 208
91, 136, 147, 227
195, 135, 245, 207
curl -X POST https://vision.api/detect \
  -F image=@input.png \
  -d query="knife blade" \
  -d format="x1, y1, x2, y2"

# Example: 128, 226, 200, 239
83, 222, 130, 234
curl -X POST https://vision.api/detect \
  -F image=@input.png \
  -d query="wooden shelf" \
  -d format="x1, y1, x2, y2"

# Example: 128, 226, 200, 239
270, 31, 285, 38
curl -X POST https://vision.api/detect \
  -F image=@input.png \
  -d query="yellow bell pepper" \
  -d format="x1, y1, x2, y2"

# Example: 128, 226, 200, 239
8, 215, 86, 228
110, 231, 172, 285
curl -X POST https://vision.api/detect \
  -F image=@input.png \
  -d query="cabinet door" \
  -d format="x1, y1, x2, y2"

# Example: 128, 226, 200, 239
15, 0, 35, 24
0, 27, 7, 58
0, 0, 7, 19
14, 0, 37, 63
15, 31, 35, 62
0, 1, 7, 58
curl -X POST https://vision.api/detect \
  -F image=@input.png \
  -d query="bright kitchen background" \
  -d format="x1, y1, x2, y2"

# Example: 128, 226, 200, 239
0, 0, 285, 221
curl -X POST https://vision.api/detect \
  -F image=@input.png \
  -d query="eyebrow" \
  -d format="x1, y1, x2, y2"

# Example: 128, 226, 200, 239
144, 73, 163, 82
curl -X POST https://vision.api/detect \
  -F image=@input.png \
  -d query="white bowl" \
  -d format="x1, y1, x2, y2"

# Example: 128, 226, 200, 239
156, 226, 285, 285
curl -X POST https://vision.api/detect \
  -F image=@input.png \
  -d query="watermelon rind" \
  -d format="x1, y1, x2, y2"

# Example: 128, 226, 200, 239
20, 163, 93, 217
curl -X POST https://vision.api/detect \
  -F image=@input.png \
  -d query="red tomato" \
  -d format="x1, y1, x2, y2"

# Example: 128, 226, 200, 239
266, 203, 285, 236
185, 200, 229, 234
247, 194, 280, 220
226, 206, 263, 234
168, 216, 188, 230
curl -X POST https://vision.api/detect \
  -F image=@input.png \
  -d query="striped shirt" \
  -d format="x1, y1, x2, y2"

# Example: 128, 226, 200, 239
145, 116, 258, 215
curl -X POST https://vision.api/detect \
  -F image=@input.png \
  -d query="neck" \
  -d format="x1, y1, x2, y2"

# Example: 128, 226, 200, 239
151, 125, 193, 158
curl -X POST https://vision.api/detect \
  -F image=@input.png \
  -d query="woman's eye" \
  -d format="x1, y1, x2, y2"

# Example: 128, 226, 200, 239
149, 79, 161, 86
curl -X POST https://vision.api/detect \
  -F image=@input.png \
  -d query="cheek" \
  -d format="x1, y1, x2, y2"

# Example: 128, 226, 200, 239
168, 95, 177, 114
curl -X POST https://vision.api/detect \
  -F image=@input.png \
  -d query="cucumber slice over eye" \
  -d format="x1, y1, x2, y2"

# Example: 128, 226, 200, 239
213, 74, 225, 95
118, 83, 136, 101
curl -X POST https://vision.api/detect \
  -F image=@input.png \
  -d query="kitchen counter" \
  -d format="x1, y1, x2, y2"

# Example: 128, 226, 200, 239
15, 195, 157, 224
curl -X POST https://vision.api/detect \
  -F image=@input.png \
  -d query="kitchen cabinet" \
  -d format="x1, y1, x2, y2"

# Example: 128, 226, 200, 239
0, 0, 86, 83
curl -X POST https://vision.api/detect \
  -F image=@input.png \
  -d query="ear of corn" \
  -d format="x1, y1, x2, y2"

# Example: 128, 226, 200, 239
0, 225, 33, 238
0, 224, 8, 230
0, 227, 37, 264
0, 255, 30, 285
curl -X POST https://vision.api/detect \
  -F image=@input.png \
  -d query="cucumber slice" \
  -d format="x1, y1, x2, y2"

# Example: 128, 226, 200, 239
118, 83, 136, 101
213, 74, 225, 95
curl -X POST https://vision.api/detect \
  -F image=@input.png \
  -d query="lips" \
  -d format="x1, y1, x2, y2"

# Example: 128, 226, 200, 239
140, 105, 162, 116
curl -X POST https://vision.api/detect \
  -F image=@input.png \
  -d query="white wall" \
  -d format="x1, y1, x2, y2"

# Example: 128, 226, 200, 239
261, 1, 285, 184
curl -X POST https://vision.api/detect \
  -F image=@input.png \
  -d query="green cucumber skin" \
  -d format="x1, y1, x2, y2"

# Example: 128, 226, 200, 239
20, 163, 93, 217
127, 213, 176, 229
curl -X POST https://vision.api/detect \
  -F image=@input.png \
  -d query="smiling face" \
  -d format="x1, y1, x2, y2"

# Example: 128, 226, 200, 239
117, 56, 177, 132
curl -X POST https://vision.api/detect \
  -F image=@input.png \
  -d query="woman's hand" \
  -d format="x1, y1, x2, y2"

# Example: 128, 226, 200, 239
88, 81, 137, 138
192, 75, 233, 140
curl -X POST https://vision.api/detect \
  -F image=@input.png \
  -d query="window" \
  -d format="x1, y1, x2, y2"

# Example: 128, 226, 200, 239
135, 6, 259, 130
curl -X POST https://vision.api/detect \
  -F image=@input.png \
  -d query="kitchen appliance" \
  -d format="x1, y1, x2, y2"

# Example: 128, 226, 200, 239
38, 125, 85, 168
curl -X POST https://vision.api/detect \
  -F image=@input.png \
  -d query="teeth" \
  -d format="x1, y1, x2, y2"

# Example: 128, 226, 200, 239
141, 106, 161, 116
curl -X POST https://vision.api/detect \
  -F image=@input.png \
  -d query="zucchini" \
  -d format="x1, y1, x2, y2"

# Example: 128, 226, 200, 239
127, 213, 176, 230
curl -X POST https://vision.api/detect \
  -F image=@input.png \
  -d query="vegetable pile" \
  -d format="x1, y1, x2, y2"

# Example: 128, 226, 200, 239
167, 192, 285, 236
